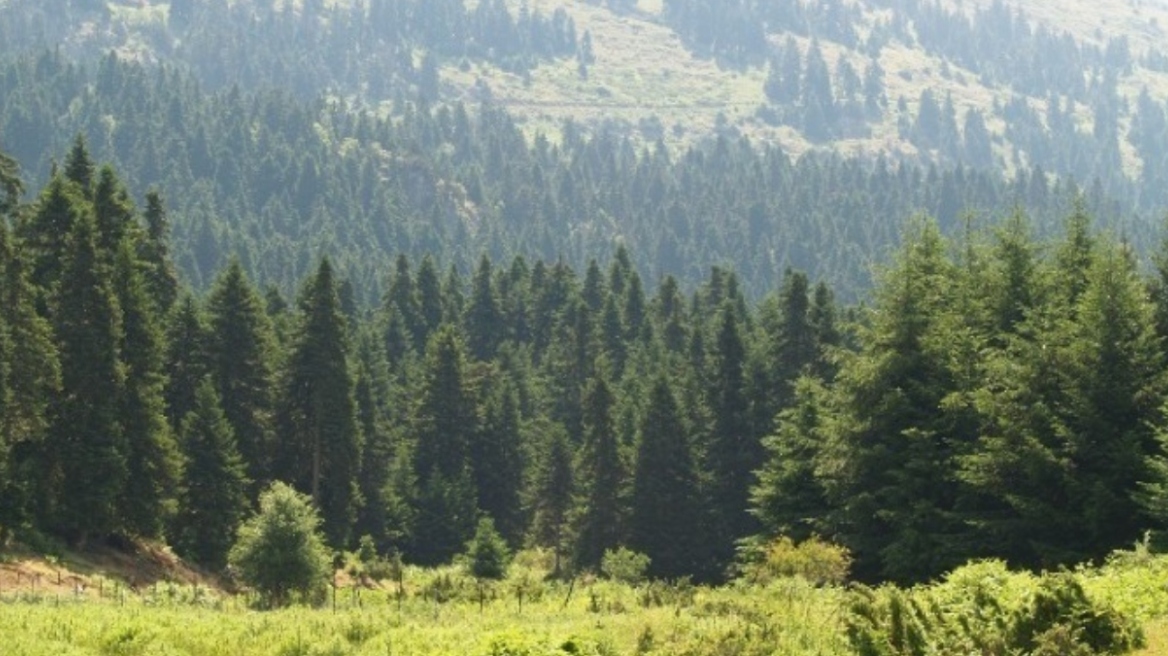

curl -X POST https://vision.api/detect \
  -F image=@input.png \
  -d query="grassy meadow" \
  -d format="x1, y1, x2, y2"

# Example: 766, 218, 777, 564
5, 541, 1168, 656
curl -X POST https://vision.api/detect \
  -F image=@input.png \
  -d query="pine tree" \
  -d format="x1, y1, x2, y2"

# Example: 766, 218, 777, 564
352, 331, 394, 549
529, 420, 575, 577
114, 241, 182, 538
751, 377, 830, 542
174, 379, 250, 569
20, 176, 88, 298
410, 325, 478, 564
63, 134, 94, 198
43, 211, 127, 544
276, 257, 362, 547
465, 254, 503, 361
0, 211, 60, 532
207, 260, 277, 495
572, 370, 626, 571
472, 379, 525, 545
138, 190, 179, 313
630, 376, 707, 580
163, 295, 211, 434
705, 301, 755, 569
92, 165, 136, 257
819, 219, 964, 582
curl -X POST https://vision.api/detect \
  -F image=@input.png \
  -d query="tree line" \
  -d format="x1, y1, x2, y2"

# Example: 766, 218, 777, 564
0, 50, 1105, 305
6, 141, 1168, 586
0, 141, 842, 582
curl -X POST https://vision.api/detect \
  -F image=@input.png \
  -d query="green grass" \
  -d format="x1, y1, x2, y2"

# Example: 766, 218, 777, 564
0, 569, 848, 656
9, 543, 1168, 656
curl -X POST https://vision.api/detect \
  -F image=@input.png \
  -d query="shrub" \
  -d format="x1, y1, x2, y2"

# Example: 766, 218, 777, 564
600, 547, 650, 585
467, 517, 511, 580
740, 535, 851, 586
228, 482, 330, 607
845, 562, 1144, 656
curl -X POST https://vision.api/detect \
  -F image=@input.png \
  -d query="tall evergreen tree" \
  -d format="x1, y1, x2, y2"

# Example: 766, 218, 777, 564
0, 209, 60, 532
173, 378, 249, 570
705, 301, 755, 570
466, 254, 503, 361
114, 241, 182, 538
207, 259, 277, 495
410, 324, 478, 564
572, 369, 626, 571
43, 210, 127, 544
630, 375, 707, 580
529, 420, 575, 577
818, 219, 964, 583
138, 190, 179, 313
472, 378, 525, 545
63, 134, 94, 198
163, 295, 211, 434
276, 257, 362, 547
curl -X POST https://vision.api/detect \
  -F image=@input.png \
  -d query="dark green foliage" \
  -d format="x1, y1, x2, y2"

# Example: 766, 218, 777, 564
42, 208, 127, 543
275, 257, 362, 548
572, 371, 626, 571
163, 295, 211, 435
630, 376, 707, 581
472, 378, 525, 546
704, 302, 756, 569
207, 260, 277, 495
173, 378, 249, 570
466, 516, 511, 580
410, 325, 478, 564
528, 420, 575, 577
114, 238, 182, 538
229, 481, 331, 606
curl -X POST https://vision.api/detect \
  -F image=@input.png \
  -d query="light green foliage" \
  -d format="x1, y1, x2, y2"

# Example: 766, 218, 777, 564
738, 535, 852, 586
228, 482, 331, 606
600, 547, 650, 585
846, 560, 1144, 656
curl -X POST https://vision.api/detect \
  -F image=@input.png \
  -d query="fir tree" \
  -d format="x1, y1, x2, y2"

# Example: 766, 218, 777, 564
276, 257, 362, 547
410, 325, 478, 564
139, 190, 179, 313
114, 241, 182, 538
207, 259, 277, 495
163, 295, 211, 435
43, 211, 127, 544
630, 376, 707, 580
472, 379, 525, 545
705, 301, 755, 569
529, 420, 575, 577
572, 370, 626, 571
174, 379, 249, 570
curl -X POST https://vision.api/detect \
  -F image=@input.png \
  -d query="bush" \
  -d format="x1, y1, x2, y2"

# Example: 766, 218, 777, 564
228, 482, 330, 607
600, 547, 650, 585
845, 562, 1144, 656
739, 535, 851, 586
467, 517, 511, 580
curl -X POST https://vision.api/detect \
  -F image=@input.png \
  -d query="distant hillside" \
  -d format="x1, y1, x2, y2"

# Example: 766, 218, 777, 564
0, 0, 1161, 299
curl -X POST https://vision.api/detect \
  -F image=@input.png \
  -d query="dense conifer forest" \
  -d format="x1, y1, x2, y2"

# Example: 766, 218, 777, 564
4, 0, 1168, 603
4, 140, 1168, 591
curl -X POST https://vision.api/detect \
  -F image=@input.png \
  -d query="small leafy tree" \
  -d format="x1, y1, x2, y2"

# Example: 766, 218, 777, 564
229, 482, 330, 606
466, 516, 511, 580
601, 547, 650, 585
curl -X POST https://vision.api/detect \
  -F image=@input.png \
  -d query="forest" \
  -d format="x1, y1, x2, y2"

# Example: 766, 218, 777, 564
7, 0, 1168, 653
4, 139, 1168, 587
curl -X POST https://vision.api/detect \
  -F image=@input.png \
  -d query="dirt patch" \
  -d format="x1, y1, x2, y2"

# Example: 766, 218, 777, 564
0, 539, 226, 599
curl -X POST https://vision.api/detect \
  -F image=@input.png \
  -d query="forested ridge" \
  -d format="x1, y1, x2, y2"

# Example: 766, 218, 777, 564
4, 141, 1168, 589
0, 49, 1117, 304
5, 0, 1168, 302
